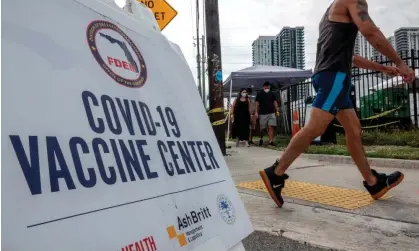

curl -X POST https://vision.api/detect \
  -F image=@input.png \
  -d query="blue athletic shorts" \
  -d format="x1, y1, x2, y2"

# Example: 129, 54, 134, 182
312, 71, 353, 115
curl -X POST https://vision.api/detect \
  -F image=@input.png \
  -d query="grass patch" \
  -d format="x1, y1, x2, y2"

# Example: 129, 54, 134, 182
231, 130, 419, 159
269, 144, 419, 160
273, 130, 419, 147
269, 131, 419, 160
334, 130, 419, 147
307, 145, 419, 160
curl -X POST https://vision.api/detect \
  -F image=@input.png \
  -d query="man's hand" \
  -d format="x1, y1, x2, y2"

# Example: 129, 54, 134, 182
397, 62, 415, 83
353, 55, 398, 75
381, 66, 399, 77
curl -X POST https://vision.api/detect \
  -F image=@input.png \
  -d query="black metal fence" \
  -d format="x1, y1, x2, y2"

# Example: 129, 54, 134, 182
278, 50, 419, 135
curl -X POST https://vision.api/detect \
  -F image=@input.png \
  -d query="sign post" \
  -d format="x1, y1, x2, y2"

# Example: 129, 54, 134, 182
137, 0, 177, 30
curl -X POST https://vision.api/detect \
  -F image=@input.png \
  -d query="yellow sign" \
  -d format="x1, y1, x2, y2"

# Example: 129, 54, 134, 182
137, 0, 178, 30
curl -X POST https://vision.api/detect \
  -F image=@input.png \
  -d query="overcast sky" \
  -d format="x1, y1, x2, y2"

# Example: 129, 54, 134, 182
115, 0, 419, 84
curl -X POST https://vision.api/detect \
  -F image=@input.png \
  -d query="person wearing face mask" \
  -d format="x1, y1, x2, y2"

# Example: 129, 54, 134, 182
255, 81, 279, 146
231, 88, 251, 147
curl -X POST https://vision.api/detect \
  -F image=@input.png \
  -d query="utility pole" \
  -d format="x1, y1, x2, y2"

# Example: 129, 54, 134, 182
204, 0, 226, 155
201, 35, 206, 108
195, 0, 202, 98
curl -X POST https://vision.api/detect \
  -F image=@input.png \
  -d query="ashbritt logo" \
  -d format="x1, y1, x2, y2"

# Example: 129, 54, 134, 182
177, 207, 211, 230
167, 207, 212, 247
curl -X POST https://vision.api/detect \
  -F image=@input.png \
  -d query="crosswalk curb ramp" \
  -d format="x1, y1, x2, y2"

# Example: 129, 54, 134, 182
237, 179, 391, 209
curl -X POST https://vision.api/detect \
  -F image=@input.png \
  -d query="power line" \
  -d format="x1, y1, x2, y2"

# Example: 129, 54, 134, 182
219, 52, 318, 55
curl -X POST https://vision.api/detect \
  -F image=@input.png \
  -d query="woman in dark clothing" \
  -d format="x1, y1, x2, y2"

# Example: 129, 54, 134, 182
231, 88, 251, 147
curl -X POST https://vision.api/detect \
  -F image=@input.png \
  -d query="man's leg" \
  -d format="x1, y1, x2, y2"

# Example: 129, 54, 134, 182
249, 115, 256, 144
260, 71, 347, 207
259, 130, 265, 146
268, 126, 274, 142
336, 109, 404, 199
274, 107, 334, 175
258, 107, 333, 207
267, 114, 276, 144
258, 115, 268, 146
335, 109, 375, 185
249, 129, 253, 143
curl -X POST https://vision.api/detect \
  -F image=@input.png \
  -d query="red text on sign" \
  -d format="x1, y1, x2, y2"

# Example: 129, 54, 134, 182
121, 236, 157, 251
107, 56, 137, 73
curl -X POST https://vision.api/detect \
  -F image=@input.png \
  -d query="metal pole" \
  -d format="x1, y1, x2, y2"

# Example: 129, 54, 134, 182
226, 80, 233, 140
201, 35, 206, 107
411, 49, 418, 127
195, 0, 202, 98
205, 0, 226, 155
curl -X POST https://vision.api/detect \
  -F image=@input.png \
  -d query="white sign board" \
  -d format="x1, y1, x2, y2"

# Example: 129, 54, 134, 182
1, 0, 253, 250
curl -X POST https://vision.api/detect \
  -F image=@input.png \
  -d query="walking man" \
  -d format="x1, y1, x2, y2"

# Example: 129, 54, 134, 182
255, 81, 280, 146
260, 0, 415, 208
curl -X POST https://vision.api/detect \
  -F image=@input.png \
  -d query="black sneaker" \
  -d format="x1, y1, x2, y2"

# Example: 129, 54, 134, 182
259, 160, 289, 208
259, 138, 264, 146
268, 142, 276, 147
363, 169, 404, 200
249, 141, 255, 145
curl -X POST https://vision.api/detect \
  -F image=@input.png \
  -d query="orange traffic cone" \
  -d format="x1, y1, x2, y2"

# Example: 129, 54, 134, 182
291, 111, 300, 137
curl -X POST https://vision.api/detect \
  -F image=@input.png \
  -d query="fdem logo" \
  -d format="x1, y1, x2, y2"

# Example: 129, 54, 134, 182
86, 20, 147, 88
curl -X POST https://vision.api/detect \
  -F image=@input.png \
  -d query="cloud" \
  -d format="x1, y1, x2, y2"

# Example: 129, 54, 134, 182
115, 0, 419, 86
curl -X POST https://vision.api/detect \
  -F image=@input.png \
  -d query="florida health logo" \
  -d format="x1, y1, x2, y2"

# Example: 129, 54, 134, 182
217, 194, 236, 225
86, 20, 147, 88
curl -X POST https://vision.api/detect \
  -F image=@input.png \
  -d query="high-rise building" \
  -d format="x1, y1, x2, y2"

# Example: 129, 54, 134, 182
394, 27, 419, 55
251, 36, 277, 66
354, 32, 374, 60
389, 36, 396, 48
276, 27, 305, 69
251, 27, 306, 69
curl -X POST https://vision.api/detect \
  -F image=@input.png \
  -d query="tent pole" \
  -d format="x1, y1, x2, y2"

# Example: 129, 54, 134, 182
280, 90, 289, 134
227, 79, 233, 140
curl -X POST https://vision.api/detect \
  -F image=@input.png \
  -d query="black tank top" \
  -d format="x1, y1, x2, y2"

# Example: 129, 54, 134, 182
313, 4, 358, 75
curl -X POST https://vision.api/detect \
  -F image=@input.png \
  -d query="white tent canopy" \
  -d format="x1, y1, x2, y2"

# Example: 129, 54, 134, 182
223, 65, 313, 94
223, 65, 313, 138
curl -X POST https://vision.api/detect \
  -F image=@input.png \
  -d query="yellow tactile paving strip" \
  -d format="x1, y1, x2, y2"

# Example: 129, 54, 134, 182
237, 179, 391, 209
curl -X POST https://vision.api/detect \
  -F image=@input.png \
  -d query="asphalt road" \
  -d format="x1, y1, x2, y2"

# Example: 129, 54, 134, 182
243, 231, 336, 251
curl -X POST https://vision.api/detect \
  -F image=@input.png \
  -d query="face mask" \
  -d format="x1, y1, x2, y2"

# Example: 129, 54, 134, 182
264, 89, 270, 93
241, 93, 247, 97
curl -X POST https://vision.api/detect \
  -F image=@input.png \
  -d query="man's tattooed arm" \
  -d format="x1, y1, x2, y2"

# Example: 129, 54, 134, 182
348, 0, 403, 65
356, 0, 371, 22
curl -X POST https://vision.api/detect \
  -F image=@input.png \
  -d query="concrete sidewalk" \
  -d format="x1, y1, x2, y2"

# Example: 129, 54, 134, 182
226, 145, 419, 251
